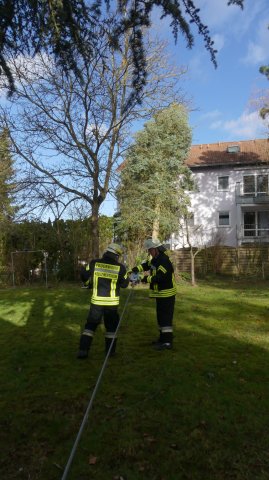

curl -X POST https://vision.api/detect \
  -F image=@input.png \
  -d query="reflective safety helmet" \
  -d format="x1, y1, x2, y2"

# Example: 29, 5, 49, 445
106, 243, 124, 256
144, 238, 162, 250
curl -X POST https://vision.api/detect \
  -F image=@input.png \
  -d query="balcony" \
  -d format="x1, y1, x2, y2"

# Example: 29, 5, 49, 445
238, 224, 269, 243
235, 182, 269, 205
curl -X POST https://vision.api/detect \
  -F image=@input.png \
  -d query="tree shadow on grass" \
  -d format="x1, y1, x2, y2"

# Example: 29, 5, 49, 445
1, 284, 269, 479
0, 284, 111, 479
83, 287, 269, 480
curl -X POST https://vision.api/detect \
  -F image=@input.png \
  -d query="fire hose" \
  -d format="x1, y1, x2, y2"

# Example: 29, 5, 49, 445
61, 287, 134, 480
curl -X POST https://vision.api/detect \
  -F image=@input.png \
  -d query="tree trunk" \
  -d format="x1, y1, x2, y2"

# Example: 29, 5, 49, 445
190, 247, 196, 286
152, 202, 160, 239
91, 201, 100, 258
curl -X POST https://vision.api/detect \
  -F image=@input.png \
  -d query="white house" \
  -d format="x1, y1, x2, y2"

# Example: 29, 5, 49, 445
172, 138, 269, 249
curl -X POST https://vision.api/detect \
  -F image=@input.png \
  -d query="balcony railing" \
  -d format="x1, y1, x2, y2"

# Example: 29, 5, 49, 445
240, 224, 269, 238
235, 183, 269, 204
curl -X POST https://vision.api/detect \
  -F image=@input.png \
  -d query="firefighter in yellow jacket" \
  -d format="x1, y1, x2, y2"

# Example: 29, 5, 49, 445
132, 238, 176, 350
77, 243, 129, 359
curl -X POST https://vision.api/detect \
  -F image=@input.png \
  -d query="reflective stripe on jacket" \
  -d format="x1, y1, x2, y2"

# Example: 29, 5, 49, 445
90, 254, 129, 306
133, 257, 151, 274
147, 251, 176, 298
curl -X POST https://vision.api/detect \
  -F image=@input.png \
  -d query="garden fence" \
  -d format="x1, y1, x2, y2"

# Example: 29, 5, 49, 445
171, 244, 269, 278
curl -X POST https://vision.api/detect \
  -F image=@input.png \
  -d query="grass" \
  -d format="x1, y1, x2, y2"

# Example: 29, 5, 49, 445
1, 278, 269, 480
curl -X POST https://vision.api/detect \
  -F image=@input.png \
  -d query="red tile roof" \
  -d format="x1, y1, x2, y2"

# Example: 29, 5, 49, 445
186, 138, 269, 168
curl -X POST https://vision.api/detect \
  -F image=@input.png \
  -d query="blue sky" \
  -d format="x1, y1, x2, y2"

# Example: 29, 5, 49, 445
101, 0, 269, 215
163, 0, 269, 144
1, 0, 267, 217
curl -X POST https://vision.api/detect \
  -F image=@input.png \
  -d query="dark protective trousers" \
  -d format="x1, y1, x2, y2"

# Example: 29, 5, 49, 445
155, 295, 175, 344
79, 304, 119, 355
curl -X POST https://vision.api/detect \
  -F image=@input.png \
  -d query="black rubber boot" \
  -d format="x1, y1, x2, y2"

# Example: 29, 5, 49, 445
153, 331, 173, 351
77, 350, 88, 359
105, 337, 117, 357
77, 335, 93, 359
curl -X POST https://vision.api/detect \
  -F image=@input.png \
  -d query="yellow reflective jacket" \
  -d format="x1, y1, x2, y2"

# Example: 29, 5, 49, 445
83, 253, 129, 306
133, 251, 176, 298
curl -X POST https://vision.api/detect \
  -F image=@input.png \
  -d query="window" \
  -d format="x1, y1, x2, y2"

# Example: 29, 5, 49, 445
244, 212, 255, 236
218, 176, 229, 190
185, 213, 194, 227
243, 175, 255, 195
257, 175, 268, 195
227, 145, 240, 153
258, 211, 269, 236
243, 174, 269, 196
244, 211, 269, 237
219, 211, 230, 226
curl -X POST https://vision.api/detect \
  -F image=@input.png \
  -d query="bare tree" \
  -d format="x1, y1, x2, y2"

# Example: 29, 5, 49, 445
176, 215, 228, 285
0, 23, 188, 256
176, 214, 208, 286
183, 219, 205, 286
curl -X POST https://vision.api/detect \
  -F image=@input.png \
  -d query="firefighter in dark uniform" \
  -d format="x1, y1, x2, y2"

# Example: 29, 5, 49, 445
132, 238, 176, 350
77, 243, 129, 359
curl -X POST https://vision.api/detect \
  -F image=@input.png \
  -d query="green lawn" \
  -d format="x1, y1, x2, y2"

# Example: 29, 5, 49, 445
1, 278, 269, 480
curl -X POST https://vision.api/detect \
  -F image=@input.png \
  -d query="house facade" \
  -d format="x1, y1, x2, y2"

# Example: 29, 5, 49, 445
171, 138, 269, 249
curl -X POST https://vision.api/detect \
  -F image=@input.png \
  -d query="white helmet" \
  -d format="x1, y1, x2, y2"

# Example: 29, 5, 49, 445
144, 238, 162, 250
106, 243, 124, 256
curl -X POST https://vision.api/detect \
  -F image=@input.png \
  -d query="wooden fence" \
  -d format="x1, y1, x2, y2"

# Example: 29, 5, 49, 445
171, 245, 269, 278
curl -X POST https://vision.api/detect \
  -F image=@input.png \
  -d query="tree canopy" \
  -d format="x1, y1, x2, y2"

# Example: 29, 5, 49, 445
117, 103, 192, 242
0, 0, 244, 102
